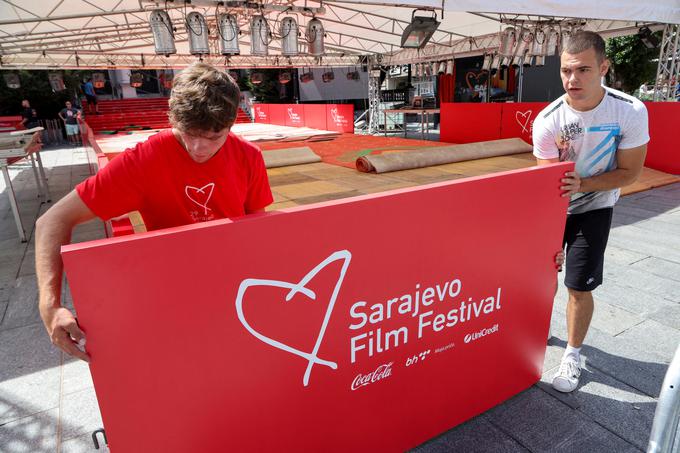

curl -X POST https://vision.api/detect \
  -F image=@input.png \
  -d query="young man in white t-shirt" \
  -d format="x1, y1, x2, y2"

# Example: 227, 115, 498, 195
533, 31, 649, 393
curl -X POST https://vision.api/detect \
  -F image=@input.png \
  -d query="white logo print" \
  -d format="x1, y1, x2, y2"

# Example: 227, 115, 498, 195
185, 183, 215, 215
351, 362, 393, 390
235, 250, 352, 387
330, 108, 347, 126
464, 323, 499, 344
287, 108, 301, 122
515, 110, 533, 134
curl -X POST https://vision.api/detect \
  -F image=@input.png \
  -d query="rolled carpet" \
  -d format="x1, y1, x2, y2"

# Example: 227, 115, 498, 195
262, 146, 321, 168
355, 138, 533, 173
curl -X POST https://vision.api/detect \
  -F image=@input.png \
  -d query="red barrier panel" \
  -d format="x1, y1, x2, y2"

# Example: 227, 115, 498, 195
0, 115, 24, 130
440, 103, 503, 143
303, 104, 328, 130
644, 102, 680, 174
62, 163, 570, 453
284, 104, 306, 127
326, 104, 354, 133
253, 104, 270, 123
268, 104, 287, 126
500, 103, 549, 145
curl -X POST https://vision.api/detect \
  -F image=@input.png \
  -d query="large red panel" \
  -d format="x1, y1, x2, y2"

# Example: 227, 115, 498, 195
644, 101, 680, 174
326, 104, 354, 133
303, 104, 328, 130
440, 103, 503, 143
500, 102, 549, 145
253, 104, 270, 123
267, 104, 287, 126
62, 163, 571, 453
284, 104, 305, 127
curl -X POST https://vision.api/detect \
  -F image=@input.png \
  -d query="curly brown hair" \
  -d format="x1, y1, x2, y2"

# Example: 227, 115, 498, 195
168, 63, 240, 132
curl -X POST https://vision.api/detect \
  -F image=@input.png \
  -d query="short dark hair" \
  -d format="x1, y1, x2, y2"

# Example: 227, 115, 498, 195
169, 63, 241, 133
562, 31, 606, 63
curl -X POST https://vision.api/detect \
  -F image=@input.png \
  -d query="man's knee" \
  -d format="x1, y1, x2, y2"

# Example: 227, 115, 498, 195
568, 288, 592, 304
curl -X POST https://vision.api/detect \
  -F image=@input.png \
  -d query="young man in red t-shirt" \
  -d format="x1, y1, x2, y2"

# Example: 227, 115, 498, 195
35, 63, 273, 361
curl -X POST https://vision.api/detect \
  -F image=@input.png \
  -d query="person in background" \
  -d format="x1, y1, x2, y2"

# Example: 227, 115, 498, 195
58, 100, 82, 146
20, 99, 39, 129
82, 77, 100, 115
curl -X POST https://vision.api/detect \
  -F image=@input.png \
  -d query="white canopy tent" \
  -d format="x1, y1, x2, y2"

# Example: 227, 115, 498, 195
0, 0, 677, 69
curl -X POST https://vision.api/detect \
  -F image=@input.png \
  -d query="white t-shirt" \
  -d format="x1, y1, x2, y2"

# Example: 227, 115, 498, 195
533, 87, 649, 214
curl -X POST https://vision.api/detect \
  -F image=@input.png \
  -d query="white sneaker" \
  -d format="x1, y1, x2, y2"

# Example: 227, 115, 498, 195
552, 358, 581, 393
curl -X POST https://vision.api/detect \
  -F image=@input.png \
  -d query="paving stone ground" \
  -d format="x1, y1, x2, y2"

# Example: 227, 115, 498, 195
0, 143, 678, 452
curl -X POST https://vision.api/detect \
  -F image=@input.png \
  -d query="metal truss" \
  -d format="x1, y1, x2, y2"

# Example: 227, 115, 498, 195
383, 19, 647, 65
367, 56, 381, 134
654, 24, 680, 101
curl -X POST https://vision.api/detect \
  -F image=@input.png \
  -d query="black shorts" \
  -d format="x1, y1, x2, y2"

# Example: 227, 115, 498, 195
85, 94, 97, 104
562, 207, 613, 292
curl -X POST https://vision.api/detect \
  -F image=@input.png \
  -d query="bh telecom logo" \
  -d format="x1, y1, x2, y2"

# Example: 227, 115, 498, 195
464, 323, 500, 344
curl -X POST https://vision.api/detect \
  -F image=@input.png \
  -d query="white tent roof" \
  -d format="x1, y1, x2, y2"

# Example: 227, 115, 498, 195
0, 0, 676, 69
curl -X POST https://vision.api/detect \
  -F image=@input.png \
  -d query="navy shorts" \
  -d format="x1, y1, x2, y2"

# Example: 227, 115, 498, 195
85, 94, 97, 105
562, 207, 613, 292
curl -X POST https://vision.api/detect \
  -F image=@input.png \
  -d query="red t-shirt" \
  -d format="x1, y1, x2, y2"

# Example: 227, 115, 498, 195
77, 130, 273, 231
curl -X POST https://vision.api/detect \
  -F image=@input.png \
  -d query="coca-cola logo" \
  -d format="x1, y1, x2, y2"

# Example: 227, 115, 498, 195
351, 362, 393, 391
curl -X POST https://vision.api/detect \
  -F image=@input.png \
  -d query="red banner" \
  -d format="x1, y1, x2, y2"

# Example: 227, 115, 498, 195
284, 104, 305, 127
303, 104, 328, 130
62, 163, 571, 452
267, 104, 287, 126
500, 102, 549, 145
253, 104, 270, 123
325, 104, 354, 133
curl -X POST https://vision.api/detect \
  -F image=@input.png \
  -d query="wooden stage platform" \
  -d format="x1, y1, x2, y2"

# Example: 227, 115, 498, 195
88, 126, 679, 216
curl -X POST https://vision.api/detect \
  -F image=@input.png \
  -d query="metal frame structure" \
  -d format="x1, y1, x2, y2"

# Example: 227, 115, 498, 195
654, 24, 680, 101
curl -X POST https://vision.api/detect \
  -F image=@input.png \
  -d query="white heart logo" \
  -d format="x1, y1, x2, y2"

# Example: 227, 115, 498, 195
235, 250, 352, 386
185, 183, 215, 215
515, 110, 533, 134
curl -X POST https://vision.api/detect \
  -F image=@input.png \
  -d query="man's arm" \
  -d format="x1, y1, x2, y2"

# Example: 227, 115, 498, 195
36, 190, 97, 361
558, 145, 647, 196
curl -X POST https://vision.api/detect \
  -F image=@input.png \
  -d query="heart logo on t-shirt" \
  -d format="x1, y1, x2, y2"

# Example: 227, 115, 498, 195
235, 250, 352, 387
185, 183, 215, 215
515, 110, 533, 134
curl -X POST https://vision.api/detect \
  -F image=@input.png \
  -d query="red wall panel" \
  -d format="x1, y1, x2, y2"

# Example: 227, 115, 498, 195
253, 104, 270, 123
644, 102, 680, 174
303, 104, 328, 130
62, 163, 571, 453
440, 103, 503, 143
325, 104, 354, 133
284, 104, 305, 127
267, 104, 287, 126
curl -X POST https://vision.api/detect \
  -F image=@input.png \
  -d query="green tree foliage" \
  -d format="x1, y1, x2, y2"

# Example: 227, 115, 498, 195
244, 69, 293, 103
605, 34, 659, 94
0, 70, 90, 118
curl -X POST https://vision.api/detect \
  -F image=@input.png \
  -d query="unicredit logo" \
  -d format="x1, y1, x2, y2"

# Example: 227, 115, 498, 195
464, 323, 499, 344
351, 362, 393, 390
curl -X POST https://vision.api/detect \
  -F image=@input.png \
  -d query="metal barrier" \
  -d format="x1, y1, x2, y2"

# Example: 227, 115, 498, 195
648, 344, 680, 453
38, 119, 67, 146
